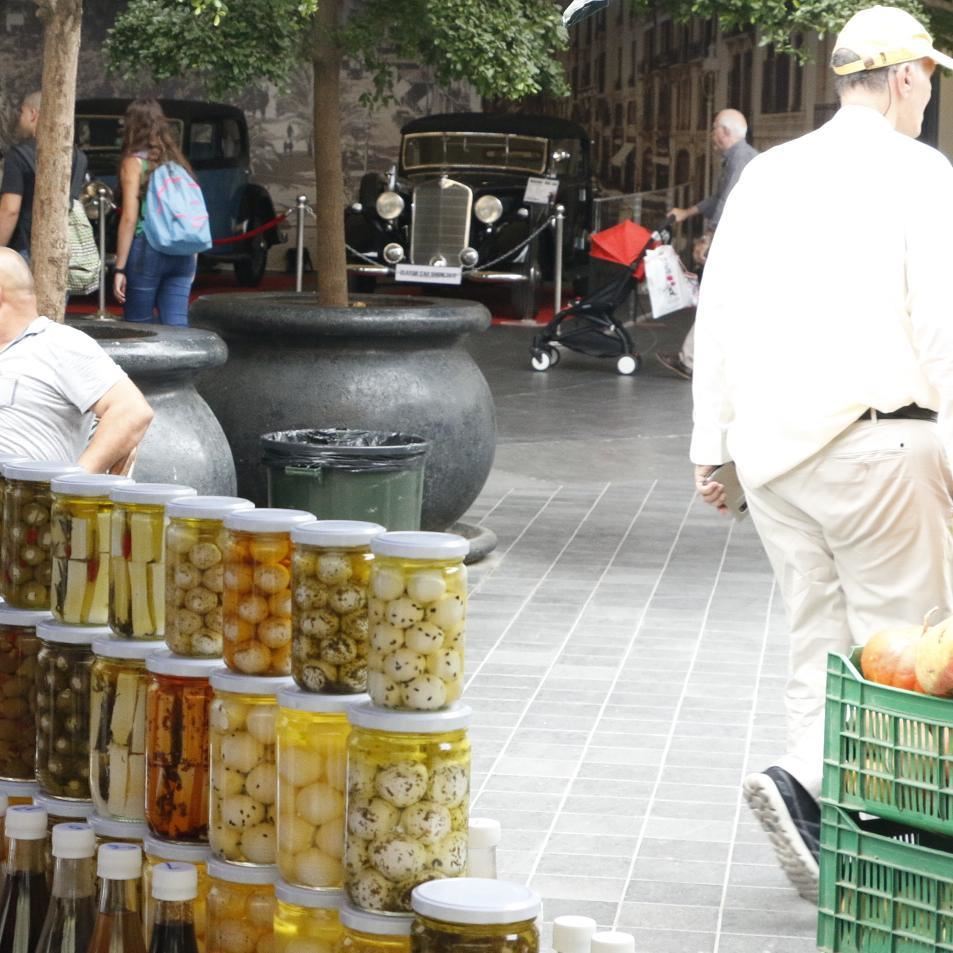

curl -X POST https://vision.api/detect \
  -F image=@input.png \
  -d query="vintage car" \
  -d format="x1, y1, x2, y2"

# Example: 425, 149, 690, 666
345, 113, 593, 319
75, 98, 284, 286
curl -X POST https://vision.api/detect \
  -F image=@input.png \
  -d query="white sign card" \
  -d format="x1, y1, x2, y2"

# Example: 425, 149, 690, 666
395, 263, 463, 285
523, 177, 559, 205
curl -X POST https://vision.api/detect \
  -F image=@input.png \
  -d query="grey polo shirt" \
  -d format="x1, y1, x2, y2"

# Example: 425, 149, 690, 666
696, 139, 760, 228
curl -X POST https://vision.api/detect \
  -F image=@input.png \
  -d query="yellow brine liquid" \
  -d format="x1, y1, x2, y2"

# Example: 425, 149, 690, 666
273, 885, 342, 953
411, 916, 539, 953
206, 859, 276, 953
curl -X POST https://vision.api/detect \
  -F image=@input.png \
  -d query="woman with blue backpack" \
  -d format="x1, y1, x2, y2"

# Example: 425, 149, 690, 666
113, 99, 211, 325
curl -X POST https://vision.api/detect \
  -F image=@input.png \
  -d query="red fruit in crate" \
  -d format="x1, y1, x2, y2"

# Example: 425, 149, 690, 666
861, 625, 923, 689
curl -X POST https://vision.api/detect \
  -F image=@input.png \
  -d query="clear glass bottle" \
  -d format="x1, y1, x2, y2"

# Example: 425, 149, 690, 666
206, 857, 277, 953
143, 836, 210, 953
87, 842, 147, 953
221, 509, 315, 677
367, 533, 468, 711
1, 461, 83, 609
0, 804, 50, 951
466, 819, 500, 879
147, 861, 200, 953
33, 822, 97, 953
164, 497, 254, 658
109, 483, 197, 640
89, 638, 159, 822
340, 903, 412, 953
50, 473, 133, 625
0, 606, 48, 781
274, 881, 343, 953
289, 520, 384, 693
33, 793, 94, 882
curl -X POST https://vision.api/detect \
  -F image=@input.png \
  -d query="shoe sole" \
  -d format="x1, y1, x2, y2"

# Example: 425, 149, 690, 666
743, 773, 819, 903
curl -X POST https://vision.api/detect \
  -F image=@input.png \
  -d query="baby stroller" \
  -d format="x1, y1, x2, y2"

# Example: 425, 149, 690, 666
529, 218, 672, 375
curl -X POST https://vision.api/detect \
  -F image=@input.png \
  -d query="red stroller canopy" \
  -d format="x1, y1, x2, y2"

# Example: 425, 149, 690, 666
590, 220, 655, 276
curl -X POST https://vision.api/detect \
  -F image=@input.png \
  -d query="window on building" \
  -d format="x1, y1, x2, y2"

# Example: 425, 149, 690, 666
627, 100, 638, 125
597, 52, 607, 93
658, 82, 671, 131
728, 49, 753, 118
761, 37, 804, 113
677, 77, 691, 129
641, 149, 654, 191
645, 26, 656, 68
581, 59, 591, 87
616, 46, 623, 89
596, 9, 606, 31
643, 79, 654, 128
661, 20, 673, 54
629, 39, 637, 85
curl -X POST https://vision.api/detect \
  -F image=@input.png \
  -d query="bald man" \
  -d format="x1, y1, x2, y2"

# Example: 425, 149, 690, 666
0, 249, 153, 471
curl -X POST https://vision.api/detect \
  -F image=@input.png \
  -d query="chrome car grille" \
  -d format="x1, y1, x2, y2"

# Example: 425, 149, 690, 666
410, 177, 472, 266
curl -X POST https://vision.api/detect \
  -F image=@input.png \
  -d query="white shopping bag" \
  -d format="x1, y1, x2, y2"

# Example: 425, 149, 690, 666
644, 245, 697, 318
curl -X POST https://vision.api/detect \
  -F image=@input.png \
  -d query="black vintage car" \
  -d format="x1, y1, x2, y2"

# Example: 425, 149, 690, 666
345, 113, 593, 319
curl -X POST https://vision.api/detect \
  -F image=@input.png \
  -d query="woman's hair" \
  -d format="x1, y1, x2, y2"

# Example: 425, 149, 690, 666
120, 98, 191, 173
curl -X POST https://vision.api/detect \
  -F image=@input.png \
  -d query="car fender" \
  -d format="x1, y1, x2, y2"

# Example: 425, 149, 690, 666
238, 183, 281, 246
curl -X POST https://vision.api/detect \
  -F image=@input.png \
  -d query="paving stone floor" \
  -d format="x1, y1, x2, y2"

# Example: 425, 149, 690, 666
459, 314, 818, 953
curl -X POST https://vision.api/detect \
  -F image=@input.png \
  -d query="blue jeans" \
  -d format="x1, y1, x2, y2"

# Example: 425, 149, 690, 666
123, 234, 196, 326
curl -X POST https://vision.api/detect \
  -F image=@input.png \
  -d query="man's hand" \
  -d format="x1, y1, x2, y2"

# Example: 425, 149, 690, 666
694, 464, 729, 514
667, 206, 695, 225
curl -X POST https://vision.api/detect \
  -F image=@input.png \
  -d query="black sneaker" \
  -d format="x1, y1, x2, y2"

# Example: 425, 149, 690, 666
656, 351, 692, 380
743, 766, 820, 903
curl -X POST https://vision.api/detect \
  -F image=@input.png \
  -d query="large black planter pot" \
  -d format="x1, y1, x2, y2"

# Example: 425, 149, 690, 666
189, 293, 496, 530
68, 319, 237, 495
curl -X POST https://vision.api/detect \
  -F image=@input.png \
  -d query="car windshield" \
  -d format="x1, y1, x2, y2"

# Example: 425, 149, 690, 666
75, 115, 184, 153
402, 132, 548, 174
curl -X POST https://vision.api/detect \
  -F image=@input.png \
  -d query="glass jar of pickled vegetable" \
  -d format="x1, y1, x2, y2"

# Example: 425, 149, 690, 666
209, 669, 292, 865
0, 454, 26, 555
109, 483, 197, 640
274, 882, 343, 953
0, 606, 49, 781
90, 638, 161, 822
289, 520, 384, 694
165, 496, 255, 658
344, 702, 472, 913
340, 903, 413, 953
221, 509, 315, 677
276, 687, 367, 889
143, 834, 211, 953
367, 533, 468, 711
50, 473, 133, 625
145, 652, 219, 841
88, 810, 149, 845
2, 461, 83, 609
0, 777, 39, 805
207, 857, 277, 953
35, 620, 108, 800
410, 880, 540, 953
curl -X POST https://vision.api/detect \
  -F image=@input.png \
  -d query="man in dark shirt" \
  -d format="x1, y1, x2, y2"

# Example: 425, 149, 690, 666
0, 91, 88, 262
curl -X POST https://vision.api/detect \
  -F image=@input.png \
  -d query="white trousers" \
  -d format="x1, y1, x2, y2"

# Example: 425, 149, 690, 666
742, 418, 953, 798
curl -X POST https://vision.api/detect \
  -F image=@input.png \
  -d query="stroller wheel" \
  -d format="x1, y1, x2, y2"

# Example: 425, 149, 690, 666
617, 354, 639, 375
530, 349, 552, 372
546, 345, 561, 367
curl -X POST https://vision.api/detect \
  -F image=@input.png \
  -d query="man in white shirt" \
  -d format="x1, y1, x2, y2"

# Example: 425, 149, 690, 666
0, 248, 153, 471
691, 5, 953, 901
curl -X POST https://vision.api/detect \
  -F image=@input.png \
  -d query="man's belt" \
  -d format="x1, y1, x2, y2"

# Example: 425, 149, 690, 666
857, 404, 937, 423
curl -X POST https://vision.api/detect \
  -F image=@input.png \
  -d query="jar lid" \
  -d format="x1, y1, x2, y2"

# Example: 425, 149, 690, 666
468, 818, 501, 850
371, 532, 468, 561
552, 916, 598, 953
34, 793, 94, 819
590, 933, 635, 953
6, 805, 48, 839
339, 903, 413, 936
347, 700, 471, 734
0, 779, 39, 798
146, 650, 222, 679
291, 520, 386, 548
410, 879, 540, 925
51, 473, 134, 497
38, 620, 110, 646
93, 638, 163, 661
88, 812, 148, 841
111, 483, 197, 505
275, 882, 344, 909
211, 668, 294, 697
3, 460, 83, 482
52, 822, 96, 859
167, 496, 255, 520
224, 508, 315, 534
98, 842, 142, 879
153, 861, 198, 901
144, 834, 211, 864
0, 606, 52, 629
207, 857, 278, 885
278, 686, 369, 714
0, 454, 26, 468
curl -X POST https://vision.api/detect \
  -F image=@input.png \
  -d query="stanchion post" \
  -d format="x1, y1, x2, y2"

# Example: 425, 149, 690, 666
553, 204, 565, 316
94, 187, 114, 321
295, 194, 307, 293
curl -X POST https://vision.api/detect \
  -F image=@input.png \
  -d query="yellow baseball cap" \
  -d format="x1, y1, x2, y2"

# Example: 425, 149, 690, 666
831, 5, 953, 74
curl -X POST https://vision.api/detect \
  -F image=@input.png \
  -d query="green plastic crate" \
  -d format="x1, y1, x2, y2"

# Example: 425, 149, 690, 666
818, 803, 953, 953
823, 652, 953, 836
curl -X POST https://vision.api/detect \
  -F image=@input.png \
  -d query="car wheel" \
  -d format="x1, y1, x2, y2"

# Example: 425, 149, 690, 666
234, 212, 270, 287
510, 249, 541, 321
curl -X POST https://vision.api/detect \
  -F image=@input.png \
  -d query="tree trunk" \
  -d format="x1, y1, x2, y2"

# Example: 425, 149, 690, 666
32, 0, 83, 322
312, 0, 349, 307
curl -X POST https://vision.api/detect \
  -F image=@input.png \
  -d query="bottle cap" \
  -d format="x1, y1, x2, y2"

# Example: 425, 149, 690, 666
52, 823, 96, 859
410, 878, 540, 925
590, 932, 635, 953
468, 817, 502, 850
371, 531, 469, 560
166, 496, 254, 520
223, 508, 315, 534
152, 861, 198, 901
51, 473, 133, 497
3, 461, 83, 482
110, 483, 197, 505
6, 805, 48, 839
97, 842, 143, 879
291, 520, 385, 548
340, 902, 413, 936
553, 916, 598, 953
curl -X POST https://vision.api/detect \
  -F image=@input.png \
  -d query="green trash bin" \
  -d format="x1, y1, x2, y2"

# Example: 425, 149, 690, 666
260, 428, 430, 530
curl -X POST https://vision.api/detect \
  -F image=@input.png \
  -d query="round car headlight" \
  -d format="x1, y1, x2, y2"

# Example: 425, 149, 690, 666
375, 191, 405, 221
474, 195, 503, 224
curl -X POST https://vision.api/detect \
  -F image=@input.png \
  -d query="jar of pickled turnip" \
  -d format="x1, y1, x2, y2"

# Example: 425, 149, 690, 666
289, 520, 384, 694
207, 857, 277, 953
0, 454, 26, 552
340, 903, 413, 953
35, 620, 108, 800
90, 638, 161, 822
165, 496, 255, 658
221, 509, 315, 677
367, 534, 468, 711
109, 483, 197, 640
209, 669, 292, 865
50, 473, 133, 625
344, 702, 472, 913
410, 880, 540, 953
0, 777, 39, 805
0, 606, 48, 781
276, 687, 367, 889
145, 652, 219, 841
143, 834, 211, 953
88, 810, 149, 845
274, 882, 343, 953
2, 461, 83, 609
